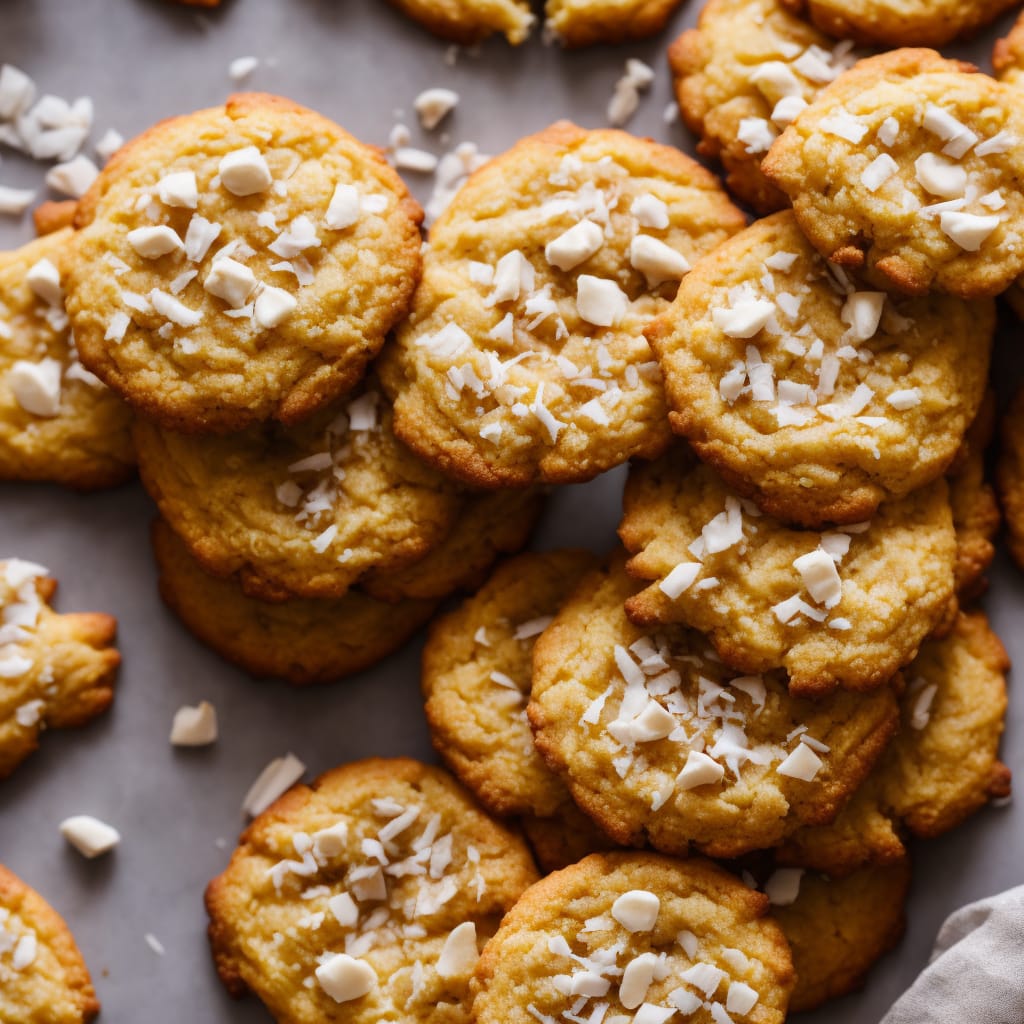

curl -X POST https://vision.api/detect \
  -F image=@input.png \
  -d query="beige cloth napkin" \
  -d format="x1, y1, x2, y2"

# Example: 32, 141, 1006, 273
881, 885, 1024, 1024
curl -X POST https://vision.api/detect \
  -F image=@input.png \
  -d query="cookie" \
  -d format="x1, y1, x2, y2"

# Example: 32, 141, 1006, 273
620, 447, 956, 696
0, 559, 119, 779
994, 10, 1024, 88
646, 211, 993, 526
0, 863, 99, 1024
997, 384, 1024, 570
777, 610, 1010, 876
0, 229, 134, 489
773, 860, 909, 1013
152, 519, 437, 685
546, 0, 684, 47
134, 385, 463, 601
360, 488, 545, 604
669, 0, 860, 214
949, 391, 999, 600
387, 0, 535, 44
380, 121, 745, 488
65, 93, 423, 433
529, 555, 899, 858
782, 0, 1018, 47
762, 50, 1024, 299
472, 852, 795, 1024
206, 757, 539, 1024
422, 549, 598, 819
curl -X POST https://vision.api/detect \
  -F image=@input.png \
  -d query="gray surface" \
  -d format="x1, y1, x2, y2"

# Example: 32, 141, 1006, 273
0, 0, 1021, 1020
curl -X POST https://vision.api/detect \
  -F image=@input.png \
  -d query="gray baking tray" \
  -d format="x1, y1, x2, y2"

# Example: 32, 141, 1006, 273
0, 1, 1021, 1020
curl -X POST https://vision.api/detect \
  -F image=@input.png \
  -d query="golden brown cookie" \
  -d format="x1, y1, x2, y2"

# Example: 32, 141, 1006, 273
422, 549, 599, 819
152, 519, 437, 685
387, 0, 535, 44
529, 555, 899, 858
473, 852, 795, 1024
206, 758, 539, 1024
669, 0, 861, 213
134, 385, 463, 601
619, 447, 956, 696
546, 0, 684, 47
763, 50, 1024, 299
997, 384, 1024, 570
0, 230, 134, 489
380, 121, 745, 488
0, 559, 119, 779
66, 93, 423, 433
949, 390, 999, 600
783, 0, 1018, 47
778, 610, 1010, 876
360, 488, 545, 604
646, 211, 992, 526
0, 863, 99, 1023
32, 201, 78, 237
773, 860, 910, 1013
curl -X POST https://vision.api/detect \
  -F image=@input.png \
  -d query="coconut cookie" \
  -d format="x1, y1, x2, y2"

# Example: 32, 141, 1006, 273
423, 549, 599, 819
529, 556, 899, 858
647, 211, 992, 527
65, 93, 423, 433
778, 610, 1010, 876
0, 559, 119, 779
545, 0, 684, 47
473, 853, 795, 1024
997, 385, 1024, 570
206, 758, 538, 1024
0, 230, 134, 489
0, 864, 99, 1023
762, 50, 1024, 299
949, 391, 999, 600
669, 0, 862, 214
772, 860, 909, 1013
380, 121, 746, 488
619, 447, 956, 696
134, 386, 463, 601
360, 488, 544, 604
152, 520, 437, 685
387, 0, 535, 44
782, 0, 1018, 47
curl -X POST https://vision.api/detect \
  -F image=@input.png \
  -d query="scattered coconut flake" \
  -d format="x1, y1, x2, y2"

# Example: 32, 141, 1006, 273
59, 815, 121, 858
229, 56, 259, 82
170, 701, 218, 746
242, 753, 306, 817
414, 87, 458, 130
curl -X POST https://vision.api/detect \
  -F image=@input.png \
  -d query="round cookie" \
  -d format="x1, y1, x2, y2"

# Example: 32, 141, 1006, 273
762, 50, 1024, 299
152, 519, 437, 685
387, 0, 535, 44
782, 0, 1018, 47
772, 860, 910, 1013
545, 0, 684, 47
134, 385, 463, 601
994, 10, 1024, 89
669, 0, 860, 214
0, 230, 134, 489
360, 488, 545, 604
380, 121, 746, 488
777, 610, 1010, 876
65, 93, 423, 433
0, 559, 119, 779
0, 863, 99, 1023
423, 549, 599, 819
997, 384, 1024, 570
529, 555, 900, 858
949, 391, 999, 600
619, 447, 956, 696
206, 758, 539, 1024
472, 852, 795, 1024
647, 211, 993, 526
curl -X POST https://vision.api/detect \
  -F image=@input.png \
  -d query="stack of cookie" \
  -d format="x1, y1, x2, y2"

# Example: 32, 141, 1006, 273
53, 92, 546, 684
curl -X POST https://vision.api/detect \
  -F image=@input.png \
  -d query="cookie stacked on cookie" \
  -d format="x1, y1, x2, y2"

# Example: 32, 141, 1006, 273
57, 92, 543, 683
